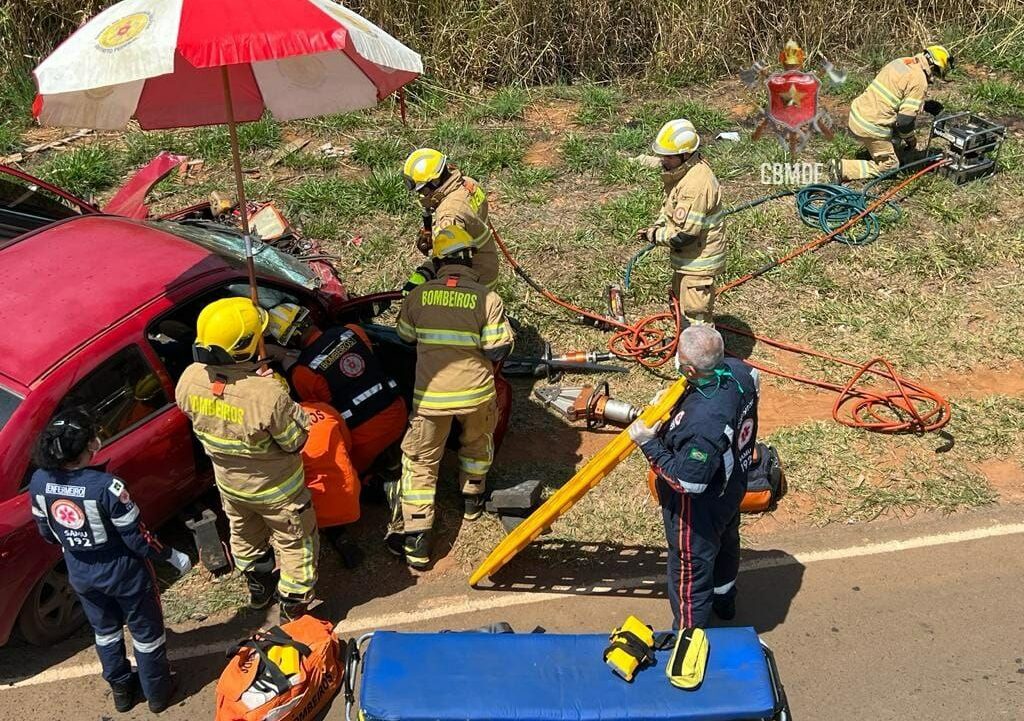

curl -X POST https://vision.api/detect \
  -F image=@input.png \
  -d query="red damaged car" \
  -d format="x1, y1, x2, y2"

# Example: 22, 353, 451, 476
0, 160, 511, 646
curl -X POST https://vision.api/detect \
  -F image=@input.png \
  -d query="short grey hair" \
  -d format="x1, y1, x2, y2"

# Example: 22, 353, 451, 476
679, 325, 724, 373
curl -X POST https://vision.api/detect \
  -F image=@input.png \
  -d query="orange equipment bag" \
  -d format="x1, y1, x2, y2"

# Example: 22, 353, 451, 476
214, 615, 344, 721
300, 402, 361, 528
646, 442, 786, 513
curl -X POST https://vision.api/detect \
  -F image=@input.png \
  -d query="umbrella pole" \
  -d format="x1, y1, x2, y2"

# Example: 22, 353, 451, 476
221, 66, 268, 364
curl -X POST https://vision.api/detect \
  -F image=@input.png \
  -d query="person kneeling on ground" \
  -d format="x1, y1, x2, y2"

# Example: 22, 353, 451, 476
393, 225, 514, 568
29, 409, 191, 714
628, 326, 760, 629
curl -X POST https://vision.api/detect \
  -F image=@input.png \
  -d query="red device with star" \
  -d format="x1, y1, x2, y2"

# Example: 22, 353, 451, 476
766, 70, 820, 132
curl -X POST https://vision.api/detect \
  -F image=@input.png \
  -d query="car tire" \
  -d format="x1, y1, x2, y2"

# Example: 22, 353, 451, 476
17, 562, 85, 646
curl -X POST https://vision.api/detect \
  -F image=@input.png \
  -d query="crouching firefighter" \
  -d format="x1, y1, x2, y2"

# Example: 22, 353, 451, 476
29, 409, 191, 714
628, 325, 760, 628
836, 45, 953, 181
637, 119, 726, 327
176, 298, 319, 620
394, 226, 514, 568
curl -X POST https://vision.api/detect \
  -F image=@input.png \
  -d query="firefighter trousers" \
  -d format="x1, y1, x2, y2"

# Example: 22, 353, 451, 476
222, 487, 320, 602
397, 399, 497, 533
671, 272, 716, 326
656, 476, 742, 630
79, 569, 171, 702
841, 134, 899, 180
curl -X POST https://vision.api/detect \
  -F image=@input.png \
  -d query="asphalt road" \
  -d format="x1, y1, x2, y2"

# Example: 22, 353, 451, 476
2, 506, 1022, 720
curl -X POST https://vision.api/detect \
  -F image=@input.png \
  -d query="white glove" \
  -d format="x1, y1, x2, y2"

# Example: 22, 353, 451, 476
168, 549, 192, 575
627, 418, 663, 446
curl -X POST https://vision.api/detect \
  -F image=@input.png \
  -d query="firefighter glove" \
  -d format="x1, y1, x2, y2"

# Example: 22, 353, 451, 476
168, 548, 193, 575
416, 228, 433, 255
637, 227, 657, 244
923, 100, 944, 116
627, 418, 663, 446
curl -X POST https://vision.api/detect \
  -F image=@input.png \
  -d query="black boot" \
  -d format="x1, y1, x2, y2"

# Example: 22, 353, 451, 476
384, 531, 405, 558
280, 596, 310, 622
147, 673, 178, 714
110, 673, 139, 713
463, 494, 485, 521
403, 531, 432, 570
244, 570, 276, 610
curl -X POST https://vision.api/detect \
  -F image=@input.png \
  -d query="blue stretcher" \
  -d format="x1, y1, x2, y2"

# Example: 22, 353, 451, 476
350, 627, 790, 721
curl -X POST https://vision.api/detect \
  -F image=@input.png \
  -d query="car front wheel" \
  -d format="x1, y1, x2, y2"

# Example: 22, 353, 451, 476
17, 562, 85, 646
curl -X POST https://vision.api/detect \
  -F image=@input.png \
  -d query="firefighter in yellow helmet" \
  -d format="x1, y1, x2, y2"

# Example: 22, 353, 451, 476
637, 119, 726, 326
175, 297, 317, 620
393, 226, 514, 568
835, 45, 953, 181
402, 148, 500, 295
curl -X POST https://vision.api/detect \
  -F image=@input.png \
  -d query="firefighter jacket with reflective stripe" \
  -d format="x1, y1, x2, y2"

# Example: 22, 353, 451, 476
176, 361, 311, 506
425, 170, 499, 289
849, 55, 930, 139
652, 156, 726, 276
29, 467, 170, 596
395, 265, 513, 415
639, 358, 760, 497
290, 324, 399, 430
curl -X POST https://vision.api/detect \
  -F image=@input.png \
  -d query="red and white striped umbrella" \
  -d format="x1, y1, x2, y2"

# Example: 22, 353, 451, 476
33, 0, 423, 130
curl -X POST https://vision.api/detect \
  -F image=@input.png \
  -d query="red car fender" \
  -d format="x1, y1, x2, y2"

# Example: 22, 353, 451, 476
103, 152, 188, 219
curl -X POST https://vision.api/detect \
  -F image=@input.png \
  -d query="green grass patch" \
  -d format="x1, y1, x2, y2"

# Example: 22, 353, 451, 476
576, 85, 622, 126
35, 145, 120, 198
461, 128, 528, 178
352, 136, 409, 170
470, 87, 530, 122
964, 79, 1024, 115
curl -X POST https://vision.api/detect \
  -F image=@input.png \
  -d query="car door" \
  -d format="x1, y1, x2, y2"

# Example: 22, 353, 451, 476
54, 344, 197, 527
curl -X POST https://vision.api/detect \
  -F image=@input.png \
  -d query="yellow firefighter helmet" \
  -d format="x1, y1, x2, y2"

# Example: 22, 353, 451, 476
431, 225, 476, 259
195, 297, 268, 362
924, 45, 954, 78
403, 148, 448, 192
651, 118, 700, 156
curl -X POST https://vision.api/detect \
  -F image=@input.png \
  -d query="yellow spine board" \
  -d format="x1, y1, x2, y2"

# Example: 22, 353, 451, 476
469, 378, 687, 585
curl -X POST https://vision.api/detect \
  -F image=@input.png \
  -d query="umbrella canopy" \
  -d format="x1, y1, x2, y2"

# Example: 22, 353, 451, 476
33, 0, 423, 130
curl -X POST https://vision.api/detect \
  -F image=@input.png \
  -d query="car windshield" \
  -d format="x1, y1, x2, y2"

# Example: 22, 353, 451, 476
0, 385, 21, 432
147, 220, 320, 290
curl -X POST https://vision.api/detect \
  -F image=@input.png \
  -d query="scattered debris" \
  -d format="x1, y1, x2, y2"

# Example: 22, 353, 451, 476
1, 128, 95, 164
268, 135, 311, 166
318, 141, 351, 158
717, 131, 742, 142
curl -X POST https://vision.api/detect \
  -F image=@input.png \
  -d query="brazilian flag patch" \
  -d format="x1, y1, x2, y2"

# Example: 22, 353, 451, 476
688, 448, 708, 463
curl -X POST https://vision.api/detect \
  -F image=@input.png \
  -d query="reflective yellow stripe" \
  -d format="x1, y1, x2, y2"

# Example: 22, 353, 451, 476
272, 421, 303, 448
682, 210, 724, 229
279, 533, 316, 596
216, 465, 305, 504
397, 318, 416, 342
850, 108, 891, 139
671, 252, 726, 271
481, 324, 510, 341
415, 328, 481, 347
901, 97, 923, 109
413, 384, 495, 409
868, 79, 900, 107
194, 429, 272, 456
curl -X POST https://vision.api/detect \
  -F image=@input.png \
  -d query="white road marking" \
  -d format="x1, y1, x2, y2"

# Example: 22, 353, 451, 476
4, 521, 1023, 690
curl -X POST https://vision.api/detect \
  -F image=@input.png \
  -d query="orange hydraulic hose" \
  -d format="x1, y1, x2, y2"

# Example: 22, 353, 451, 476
489, 157, 952, 433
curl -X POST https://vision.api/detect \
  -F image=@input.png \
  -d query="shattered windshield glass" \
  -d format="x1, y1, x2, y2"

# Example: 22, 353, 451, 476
148, 220, 320, 290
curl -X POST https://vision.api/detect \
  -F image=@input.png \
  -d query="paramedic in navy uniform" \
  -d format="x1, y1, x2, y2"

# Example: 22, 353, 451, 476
628, 325, 760, 629
28, 409, 192, 714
